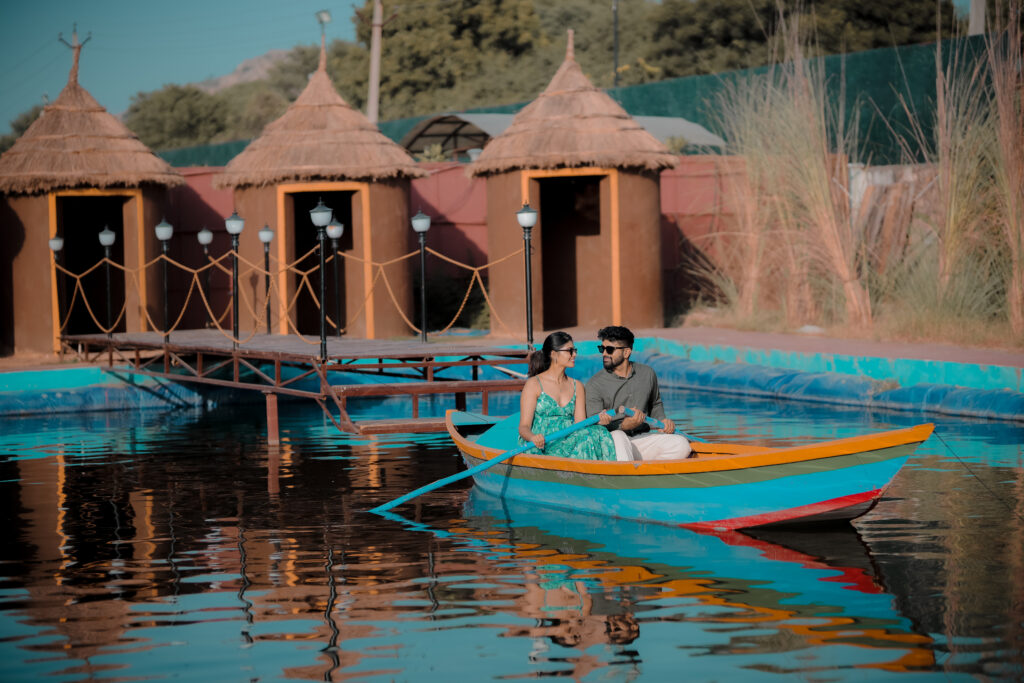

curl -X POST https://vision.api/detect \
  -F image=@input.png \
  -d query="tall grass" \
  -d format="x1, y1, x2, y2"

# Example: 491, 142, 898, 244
694, 3, 1023, 347
985, 2, 1024, 336
709, 13, 871, 328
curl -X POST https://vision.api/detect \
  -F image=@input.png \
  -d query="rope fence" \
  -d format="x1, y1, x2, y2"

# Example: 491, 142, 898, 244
51, 243, 526, 344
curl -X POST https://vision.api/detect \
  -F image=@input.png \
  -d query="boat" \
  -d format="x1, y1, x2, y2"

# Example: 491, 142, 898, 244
444, 410, 934, 531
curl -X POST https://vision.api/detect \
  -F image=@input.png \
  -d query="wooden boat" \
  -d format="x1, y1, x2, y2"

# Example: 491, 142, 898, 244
445, 410, 934, 531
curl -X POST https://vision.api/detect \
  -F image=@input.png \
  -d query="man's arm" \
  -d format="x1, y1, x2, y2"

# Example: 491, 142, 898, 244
584, 375, 605, 417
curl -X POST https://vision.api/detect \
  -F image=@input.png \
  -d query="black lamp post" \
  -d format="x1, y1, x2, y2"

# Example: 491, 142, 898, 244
49, 235, 64, 336
258, 225, 274, 335
516, 203, 538, 346
98, 226, 116, 339
225, 211, 245, 350
309, 199, 333, 361
411, 210, 431, 343
197, 227, 213, 327
155, 218, 174, 343
326, 218, 344, 336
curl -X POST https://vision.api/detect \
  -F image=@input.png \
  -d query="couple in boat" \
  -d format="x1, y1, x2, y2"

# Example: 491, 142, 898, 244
518, 326, 694, 462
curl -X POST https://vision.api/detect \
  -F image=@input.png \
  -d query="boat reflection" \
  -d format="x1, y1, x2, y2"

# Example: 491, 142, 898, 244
458, 486, 935, 674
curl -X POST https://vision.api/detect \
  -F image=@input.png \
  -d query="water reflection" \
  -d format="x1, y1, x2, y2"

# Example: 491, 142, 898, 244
0, 389, 1021, 680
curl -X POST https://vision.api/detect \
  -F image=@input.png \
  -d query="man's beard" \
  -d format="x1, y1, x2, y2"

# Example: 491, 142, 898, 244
603, 354, 625, 371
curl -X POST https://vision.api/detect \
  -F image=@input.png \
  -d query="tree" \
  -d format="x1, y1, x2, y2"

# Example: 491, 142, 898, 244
0, 104, 44, 154
123, 85, 227, 150
646, 0, 961, 79
354, 0, 546, 119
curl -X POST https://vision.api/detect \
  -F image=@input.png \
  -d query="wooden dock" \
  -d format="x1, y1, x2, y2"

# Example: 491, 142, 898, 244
62, 330, 528, 437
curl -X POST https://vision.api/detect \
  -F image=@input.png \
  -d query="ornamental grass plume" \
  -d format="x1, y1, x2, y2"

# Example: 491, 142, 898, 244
710, 11, 871, 328
985, 1, 1024, 336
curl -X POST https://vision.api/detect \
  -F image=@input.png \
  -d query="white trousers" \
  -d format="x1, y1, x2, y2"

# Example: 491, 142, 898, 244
611, 431, 692, 462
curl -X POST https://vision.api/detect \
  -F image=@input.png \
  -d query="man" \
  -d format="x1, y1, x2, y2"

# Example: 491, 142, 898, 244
585, 326, 693, 461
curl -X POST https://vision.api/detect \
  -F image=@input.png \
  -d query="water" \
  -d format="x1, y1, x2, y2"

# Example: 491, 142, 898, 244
1, 387, 1022, 681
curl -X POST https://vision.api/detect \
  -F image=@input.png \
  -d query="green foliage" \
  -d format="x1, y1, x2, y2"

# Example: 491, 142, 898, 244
416, 143, 448, 162
124, 85, 227, 150
646, 0, 961, 79
0, 104, 43, 154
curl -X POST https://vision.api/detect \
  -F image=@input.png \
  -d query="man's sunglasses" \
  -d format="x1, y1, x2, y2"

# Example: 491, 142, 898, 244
597, 345, 629, 354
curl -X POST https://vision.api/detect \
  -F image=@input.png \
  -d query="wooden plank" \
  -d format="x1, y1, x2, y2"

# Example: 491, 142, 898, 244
356, 417, 450, 434
334, 378, 524, 398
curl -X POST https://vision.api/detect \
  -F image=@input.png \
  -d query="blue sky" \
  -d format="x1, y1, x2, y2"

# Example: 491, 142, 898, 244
0, 0, 362, 134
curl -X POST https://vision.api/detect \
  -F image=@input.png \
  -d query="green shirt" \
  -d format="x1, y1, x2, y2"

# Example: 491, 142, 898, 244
585, 362, 667, 435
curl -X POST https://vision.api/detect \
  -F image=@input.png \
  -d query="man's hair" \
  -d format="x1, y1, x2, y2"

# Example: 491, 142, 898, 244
597, 325, 634, 347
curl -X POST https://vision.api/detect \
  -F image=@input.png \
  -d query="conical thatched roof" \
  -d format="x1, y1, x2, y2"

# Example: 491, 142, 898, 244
0, 35, 183, 195
215, 38, 423, 189
469, 31, 678, 177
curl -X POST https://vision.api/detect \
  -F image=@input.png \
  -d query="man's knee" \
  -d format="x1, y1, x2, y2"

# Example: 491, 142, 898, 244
634, 434, 692, 460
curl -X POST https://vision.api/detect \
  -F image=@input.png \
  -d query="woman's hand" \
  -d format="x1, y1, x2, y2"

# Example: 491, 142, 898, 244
531, 434, 545, 450
597, 411, 611, 426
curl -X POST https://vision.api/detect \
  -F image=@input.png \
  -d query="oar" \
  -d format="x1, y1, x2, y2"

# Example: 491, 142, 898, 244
622, 408, 706, 443
368, 409, 617, 514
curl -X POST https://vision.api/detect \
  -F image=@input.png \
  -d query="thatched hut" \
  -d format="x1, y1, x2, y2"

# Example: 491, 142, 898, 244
215, 38, 424, 340
0, 33, 183, 355
469, 31, 677, 333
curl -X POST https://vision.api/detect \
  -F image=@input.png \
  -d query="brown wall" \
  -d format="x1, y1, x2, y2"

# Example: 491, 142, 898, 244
368, 181, 413, 339
234, 186, 278, 335
485, 171, 533, 339
3, 194, 51, 354
233, 181, 414, 340
617, 171, 663, 328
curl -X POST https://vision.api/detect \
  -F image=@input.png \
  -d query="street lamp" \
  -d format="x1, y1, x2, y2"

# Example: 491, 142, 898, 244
258, 225, 274, 335
197, 227, 213, 327
516, 203, 538, 346
309, 199, 333, 361
98, 226, 116, 339
49, 236, 64, 336
410, 210, 431, 343
225, 211, 245, 350
155, 218, 173, 343
326, 218, 344, 337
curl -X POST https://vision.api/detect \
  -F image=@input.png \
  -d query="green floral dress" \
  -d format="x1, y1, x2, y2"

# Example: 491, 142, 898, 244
519, 381, 616, 461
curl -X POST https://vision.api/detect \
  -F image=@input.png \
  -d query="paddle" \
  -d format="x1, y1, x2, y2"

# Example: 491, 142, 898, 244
368, 409, 617, 514
622, 408, 706, 443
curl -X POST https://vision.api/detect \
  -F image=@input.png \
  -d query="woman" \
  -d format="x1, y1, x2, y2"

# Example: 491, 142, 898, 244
518, 332, 616, 461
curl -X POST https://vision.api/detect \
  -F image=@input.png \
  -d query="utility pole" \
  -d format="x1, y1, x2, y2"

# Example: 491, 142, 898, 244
968, 0, 985, 35
612, 0, 619, 87
367, 0, 383, 123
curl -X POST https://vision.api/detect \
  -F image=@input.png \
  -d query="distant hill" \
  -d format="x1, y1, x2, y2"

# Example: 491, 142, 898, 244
194, 50, 289, 94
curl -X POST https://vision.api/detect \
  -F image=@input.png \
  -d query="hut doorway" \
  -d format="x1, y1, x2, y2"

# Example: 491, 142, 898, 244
538, 175, 603, 330
289, 191, 354, 336
57, 196, 127, 336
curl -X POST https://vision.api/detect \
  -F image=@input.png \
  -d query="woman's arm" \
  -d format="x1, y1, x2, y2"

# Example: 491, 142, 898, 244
518, 378, 545, 449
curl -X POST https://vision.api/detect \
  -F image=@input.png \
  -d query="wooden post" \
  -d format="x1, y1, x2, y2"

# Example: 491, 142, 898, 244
265, 392, 280, 446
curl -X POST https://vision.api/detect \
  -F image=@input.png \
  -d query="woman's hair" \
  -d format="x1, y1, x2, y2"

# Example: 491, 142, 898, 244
527, 331, 574, 377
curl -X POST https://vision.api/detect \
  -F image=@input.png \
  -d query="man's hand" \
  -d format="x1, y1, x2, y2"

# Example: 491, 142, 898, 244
661, 417, 675, 434
597, 411, 612, 426
619, 407, 646, 432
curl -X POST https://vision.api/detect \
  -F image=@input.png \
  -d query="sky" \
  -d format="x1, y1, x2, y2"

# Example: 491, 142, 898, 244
0, 0, 363, 135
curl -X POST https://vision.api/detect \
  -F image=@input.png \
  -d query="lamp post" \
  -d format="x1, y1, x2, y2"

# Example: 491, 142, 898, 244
197, 227, 213, 327
516, 203, 538, 346
309, 199, 333, 361
258, 225, 274, 335
326, 218, 344, 337
98, 226, 116, 339
410, 210, 431, 343
225, 211, 245, 350
155, 218, 173, 343
49, 236, 64, 336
